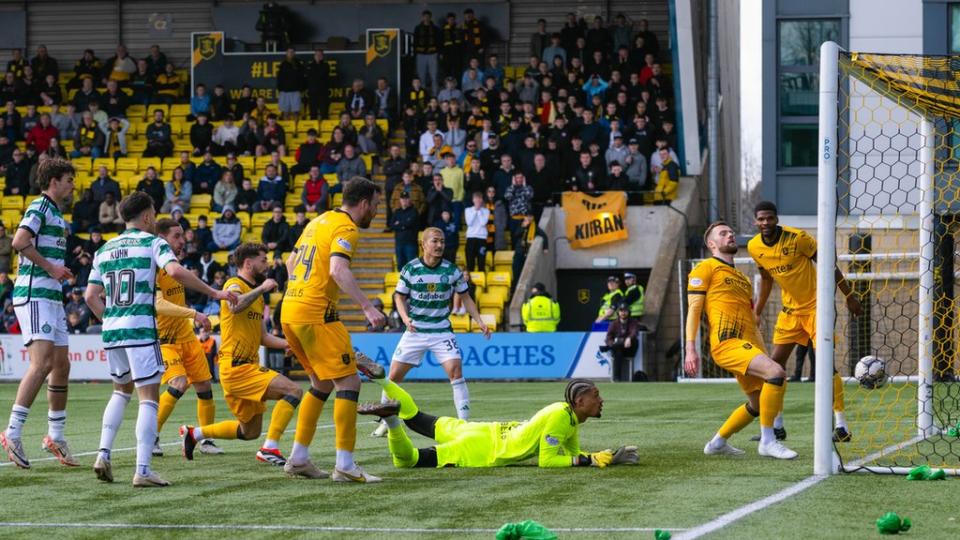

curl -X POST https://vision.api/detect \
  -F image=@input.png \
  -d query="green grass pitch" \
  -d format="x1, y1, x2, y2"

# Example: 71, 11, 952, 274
1, 381, 958, 539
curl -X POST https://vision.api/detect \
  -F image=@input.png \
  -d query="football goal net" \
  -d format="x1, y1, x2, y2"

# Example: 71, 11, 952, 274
816, 41, 960, 475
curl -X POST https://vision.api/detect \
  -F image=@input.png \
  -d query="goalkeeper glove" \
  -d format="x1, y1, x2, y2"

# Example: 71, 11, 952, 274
589, 449, 613, 468
612, 445, 639, 465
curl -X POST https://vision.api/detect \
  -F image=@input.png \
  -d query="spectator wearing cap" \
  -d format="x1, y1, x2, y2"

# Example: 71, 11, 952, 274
413, 10, 442, 94
622, 272, 645, 320
605, 302, 640, 381
291, 128, 322, 179
605, 134, 629, 173
391, 190, 420, 269
522, 282, 561, 332
596, 275, 624, 323
65, 287, 92, 330
211, 115, 239, 156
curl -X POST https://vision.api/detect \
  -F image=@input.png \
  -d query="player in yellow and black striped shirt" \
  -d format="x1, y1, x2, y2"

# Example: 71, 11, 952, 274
748, 201, 862, 443
685, 222, 798, 460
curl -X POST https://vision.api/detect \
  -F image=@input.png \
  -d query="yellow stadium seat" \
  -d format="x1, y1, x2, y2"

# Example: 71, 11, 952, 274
278, 120, 297, 135
212, 251, 229, 264
115, 157, 139, 173
469, 271, 486, 289
384, 272, 400, 290
93, 157, 115, 174
487, 271, 512, 290
191, 194, 212, 210
128, 104, 146, 119
170, 122, 187, 137
332, 193, 343, 207
235, 212, 251, 230
478, 292, 503, 311
237, 156, 255, 173
473, 313, 497, 332
126, 139, 147, 154
360, 154, 373, 171
242, 231, 260, 243
73, 157, 94, 175
493, 251, 514, 268
376, 292, 393, 311
1, 209, 22, 226
102, 232, 119, 241
251, 213, 271, 228
170, 103, 191, 118
139, 157, 162, 172
183, 213, 200, 229
480, 308, 502, 325
1, 196, 23, 211
320, 119, 338, 133
173, 139, 192, 153
160, 157, 180, 173
450, 313, 470, 332
147, 104, 169, 119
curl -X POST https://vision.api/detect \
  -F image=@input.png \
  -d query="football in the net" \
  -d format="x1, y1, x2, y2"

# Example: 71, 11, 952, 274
855, 355, 888, 389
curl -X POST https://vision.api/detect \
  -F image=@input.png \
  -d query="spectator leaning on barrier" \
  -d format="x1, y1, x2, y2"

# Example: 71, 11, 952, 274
522, 282, 561, 332
604, 302, 640, 381
595, 275, 624, 324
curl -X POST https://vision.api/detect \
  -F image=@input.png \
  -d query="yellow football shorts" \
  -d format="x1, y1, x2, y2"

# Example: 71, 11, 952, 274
160, 340, 212, 385
282, 321, 356, 380
712, 338, 766, 395
773, 309, 816, 346
219, 362, 279, 423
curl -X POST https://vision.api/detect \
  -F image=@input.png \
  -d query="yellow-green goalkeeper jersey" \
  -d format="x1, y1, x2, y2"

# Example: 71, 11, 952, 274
435, 402, 586, 468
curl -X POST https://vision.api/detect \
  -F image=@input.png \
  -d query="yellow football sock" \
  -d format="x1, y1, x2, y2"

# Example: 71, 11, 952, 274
293, 390, 328, 446
387, 424, 418, 468
197, 396, 215, 426
156, 388, 181, 432
200, 420, 240, 440
334, 391, 358, 452
375, 380, 419, 420
267, 399, 297, 443
833, 372, 845, 412
760, 381, 786, 428
718, 404, 757, 439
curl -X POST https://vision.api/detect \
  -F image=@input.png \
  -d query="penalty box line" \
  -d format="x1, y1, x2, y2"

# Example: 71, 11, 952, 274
0, 522, 689, 534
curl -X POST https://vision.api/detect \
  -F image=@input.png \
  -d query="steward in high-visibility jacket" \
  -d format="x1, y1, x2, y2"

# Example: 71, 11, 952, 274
595, 275, 624, 323
622, 272, 645, 319
522, 283, 560, 332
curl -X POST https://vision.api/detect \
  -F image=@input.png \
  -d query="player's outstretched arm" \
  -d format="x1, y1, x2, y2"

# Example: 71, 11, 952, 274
156, 293, 210, 330
684, 293, 705, 377
166, 261, 238, 306
260, 320, 289, 352
331, 255, 385, 328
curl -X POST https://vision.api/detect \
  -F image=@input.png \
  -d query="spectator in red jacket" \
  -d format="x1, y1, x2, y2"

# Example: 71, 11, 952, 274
25, 113, 58, 154
300, 165, 329, 213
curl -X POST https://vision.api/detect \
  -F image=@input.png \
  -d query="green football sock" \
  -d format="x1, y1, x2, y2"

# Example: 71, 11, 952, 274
387, 424, 418, 468
374, 380, 420, 420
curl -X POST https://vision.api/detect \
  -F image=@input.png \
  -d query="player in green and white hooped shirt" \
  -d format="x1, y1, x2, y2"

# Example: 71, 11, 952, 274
372, 227, 490, 438
84, 192, 238, 487
1, 158, 77, 470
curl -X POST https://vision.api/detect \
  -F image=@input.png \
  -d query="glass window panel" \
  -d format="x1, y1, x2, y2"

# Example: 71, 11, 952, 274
951, 5, 960, 53
780, 73, 819, 116
779, 20, 840, 67
780, 124, 819, 168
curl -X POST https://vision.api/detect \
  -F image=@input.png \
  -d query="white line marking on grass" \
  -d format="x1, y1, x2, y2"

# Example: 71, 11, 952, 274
0, 421, 376, 468
0, 522, 689, 534
678, 434, 929, 539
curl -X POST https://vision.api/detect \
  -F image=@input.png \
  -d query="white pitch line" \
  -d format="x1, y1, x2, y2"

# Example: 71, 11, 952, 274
0, 421, 375, 468
0, 522, 688, 534
677, 432, 931, 539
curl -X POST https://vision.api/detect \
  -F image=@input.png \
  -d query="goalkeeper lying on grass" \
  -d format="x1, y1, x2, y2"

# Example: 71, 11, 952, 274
357, 364, 638, 469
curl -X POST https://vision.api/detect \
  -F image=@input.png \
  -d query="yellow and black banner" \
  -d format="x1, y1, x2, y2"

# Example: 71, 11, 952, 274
562, 191, 629, 249
190, 30, 401, 108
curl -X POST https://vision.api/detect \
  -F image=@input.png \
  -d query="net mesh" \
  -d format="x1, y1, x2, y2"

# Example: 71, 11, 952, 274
834, 51, 960, 471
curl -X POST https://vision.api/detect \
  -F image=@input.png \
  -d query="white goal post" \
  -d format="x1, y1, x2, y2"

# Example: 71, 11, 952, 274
816, 41, 941, 476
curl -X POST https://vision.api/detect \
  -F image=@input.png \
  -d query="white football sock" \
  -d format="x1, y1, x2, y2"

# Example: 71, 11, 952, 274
760, 426, 776, 445
5, 404, 29, 439
47, 409, 66, 440
835, 411, 847, 429
773, 413, 784, 429
98, 391, 131, 454
136, 400, 159, 476
451, 377, 470, 420
191, 426, 205, 440
708, 433, 726, 449
262, 439, 279, 450
335, 449, 354, 471
290, 442, 309, 463
384, 415, 401, 428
